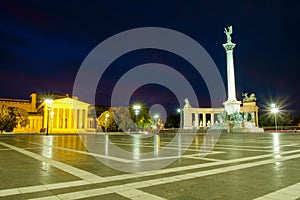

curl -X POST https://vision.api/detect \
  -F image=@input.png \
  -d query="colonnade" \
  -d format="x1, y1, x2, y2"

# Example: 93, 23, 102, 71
183, 107, 224, 129
182, 103, 259, 130
27, 116, 43, 130
49, 108, 88, 130
41, 97, 91, 133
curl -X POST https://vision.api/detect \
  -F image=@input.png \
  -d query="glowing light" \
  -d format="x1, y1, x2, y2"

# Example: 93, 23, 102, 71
271, 107, 279, 114
133, 104, 141, 123
45, 99, 53, 104
133, 105, 141, 110
270, 103, 279, 132
271, 103, 275, 108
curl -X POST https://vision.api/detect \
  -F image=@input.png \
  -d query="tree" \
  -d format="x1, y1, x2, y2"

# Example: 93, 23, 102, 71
97, 111, 118, 132
0, 105, 10, 133
259, 113, 298, 127
165, 114, 180, 128
112, 107, 136, 132
0, 106, 29, 133
12, 107, 29, 128
129, 103, 152, 130
277, 114, 294, 126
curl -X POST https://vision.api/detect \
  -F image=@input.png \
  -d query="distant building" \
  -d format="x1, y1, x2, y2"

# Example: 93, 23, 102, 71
0, 93, 96, 133
0, 93, 43, 133
182, 101, 260, 129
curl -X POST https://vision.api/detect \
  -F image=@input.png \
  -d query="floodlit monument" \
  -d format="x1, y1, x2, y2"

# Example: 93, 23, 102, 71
222, 26, 241, 115
182, 26, 263, 132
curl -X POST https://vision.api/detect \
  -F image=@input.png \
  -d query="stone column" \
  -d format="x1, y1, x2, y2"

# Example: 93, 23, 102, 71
75, 109, 77, 128
73, 109, 77, 128
68, 109, 72, 130
211, 113, 214, 126
203, 113, 206, 127
79, 109, 83, 129
222, 29, 241, 115
195, 113, 199, 128
82, 110, 86, 129
255, 111, 259, 126
224, 42, 237, 101
56, 109, 60, 129
85, 109, 88, 130
43, 106, 48, 129
62, 108, 66, 129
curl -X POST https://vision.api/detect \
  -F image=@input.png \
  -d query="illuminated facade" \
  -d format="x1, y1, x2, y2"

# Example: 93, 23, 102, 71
0, 93, 96, 133
37, 96, 96, 133
0, 93, 43, 133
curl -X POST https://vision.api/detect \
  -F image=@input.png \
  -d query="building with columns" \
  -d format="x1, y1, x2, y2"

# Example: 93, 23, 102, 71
37, 96, 96, 133
182, 101, 260, 129
0, 93, 96, 133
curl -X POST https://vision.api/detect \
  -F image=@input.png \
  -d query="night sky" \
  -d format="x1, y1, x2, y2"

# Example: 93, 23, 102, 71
1, 1, 299, 115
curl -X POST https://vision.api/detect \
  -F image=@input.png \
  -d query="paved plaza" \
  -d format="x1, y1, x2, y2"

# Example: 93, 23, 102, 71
0, 132, 300, 200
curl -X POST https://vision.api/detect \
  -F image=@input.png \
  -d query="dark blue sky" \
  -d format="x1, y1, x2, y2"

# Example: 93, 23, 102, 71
0, 1, 299, 115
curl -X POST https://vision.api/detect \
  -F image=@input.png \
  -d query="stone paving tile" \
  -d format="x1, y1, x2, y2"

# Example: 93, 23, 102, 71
141, 162, 300, 200
0, 133, 300, 199
80, 193, 130, 200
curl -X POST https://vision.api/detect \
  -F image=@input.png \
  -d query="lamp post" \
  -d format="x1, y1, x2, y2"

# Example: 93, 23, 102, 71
105, 113, 109, 132
271, 103, 279, 132
45, 99, 53, 136
177, 108, 182, 129
133, 104, 141, 123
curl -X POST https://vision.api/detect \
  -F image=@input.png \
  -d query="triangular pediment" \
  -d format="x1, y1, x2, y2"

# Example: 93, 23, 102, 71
53, 97, 90, 106
37, 97, 90, 111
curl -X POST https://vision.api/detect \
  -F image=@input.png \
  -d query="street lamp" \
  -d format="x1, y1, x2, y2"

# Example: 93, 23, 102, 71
105, 113, 109, 132
177, 108, 182, 129
45, 99, 53, 135
133, 104, 141, 123
271, 103, 279, 132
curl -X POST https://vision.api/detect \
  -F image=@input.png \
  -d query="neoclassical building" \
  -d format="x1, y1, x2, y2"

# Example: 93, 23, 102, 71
0, 93, 96, 133
182, 101, 259, 129
0, 93, 43, 133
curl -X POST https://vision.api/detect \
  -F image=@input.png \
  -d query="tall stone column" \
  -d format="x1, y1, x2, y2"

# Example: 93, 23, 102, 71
223, 26, 241, 114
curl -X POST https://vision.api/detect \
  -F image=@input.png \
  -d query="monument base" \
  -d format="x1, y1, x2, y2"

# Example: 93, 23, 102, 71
211, 122, 264, 133
223, 99, 241, 114
235, 122, 264, 132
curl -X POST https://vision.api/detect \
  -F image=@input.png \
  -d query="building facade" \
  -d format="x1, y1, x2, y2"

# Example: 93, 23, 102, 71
0, 93, 43, 133
0, 93, 96, 133
182, 101, 260, 129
